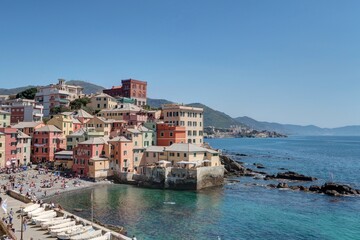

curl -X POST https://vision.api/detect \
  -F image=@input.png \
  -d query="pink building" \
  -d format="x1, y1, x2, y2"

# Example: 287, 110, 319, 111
72, 137, 109, 176
32, 125, 66, 163
108, 136, 134, 172
0, 127, 18, 168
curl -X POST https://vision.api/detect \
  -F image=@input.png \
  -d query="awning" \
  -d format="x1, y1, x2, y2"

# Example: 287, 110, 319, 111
177, 161, 197, 165
158, 160, 171, 164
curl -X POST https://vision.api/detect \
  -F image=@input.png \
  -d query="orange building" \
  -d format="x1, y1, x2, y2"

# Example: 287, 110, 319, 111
156, 123, 186, 146
108, 136, 134, 173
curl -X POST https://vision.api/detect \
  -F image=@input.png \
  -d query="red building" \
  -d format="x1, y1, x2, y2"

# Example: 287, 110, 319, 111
156, 123, 186, 146
103, 79, 147, 106
72, 137, 109, 176
32, 125, 66, 163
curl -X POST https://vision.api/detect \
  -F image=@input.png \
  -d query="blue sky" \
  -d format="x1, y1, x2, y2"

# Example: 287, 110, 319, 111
1, 1, 359, 128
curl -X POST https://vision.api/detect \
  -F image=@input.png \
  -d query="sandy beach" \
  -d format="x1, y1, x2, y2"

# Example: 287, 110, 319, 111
0, 168, 112, 202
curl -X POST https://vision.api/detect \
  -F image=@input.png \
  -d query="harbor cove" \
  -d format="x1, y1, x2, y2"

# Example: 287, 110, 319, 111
49, 136, 360, 240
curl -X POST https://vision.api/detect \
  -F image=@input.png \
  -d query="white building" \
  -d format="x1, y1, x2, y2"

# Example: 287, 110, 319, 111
35, 79, 83, 116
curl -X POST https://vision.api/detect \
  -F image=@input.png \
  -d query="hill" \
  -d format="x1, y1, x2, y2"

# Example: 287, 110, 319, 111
235, 116, 360, 136
0, 85, 38, 95
0, 80, 105, 96
147, 98, 174, 109
66, 80, 105, 94
147, 99, 243, 129
187, 103, 243, 129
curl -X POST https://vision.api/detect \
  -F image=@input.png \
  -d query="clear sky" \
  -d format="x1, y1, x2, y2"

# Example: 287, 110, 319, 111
1, 0, 359, 128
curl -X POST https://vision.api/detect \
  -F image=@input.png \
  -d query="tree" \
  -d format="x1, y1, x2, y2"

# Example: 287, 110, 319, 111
16, 87, 37, 100
50, 106, 71, 115
70, 97, 91, 110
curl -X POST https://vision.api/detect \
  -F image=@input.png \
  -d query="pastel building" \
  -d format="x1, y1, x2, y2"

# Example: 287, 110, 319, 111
0, 127, 18, 167
32, 125, 66, 163
156, 123, 186, 146
7, 99, 43, 124
108, 136, 133, 172
66, 127, 104, 151
16, 131, 31, 165
87, 93, 117, 112
142, 143, 221, 168
0, 133, 5, 167
103, 79, 147, 106
0, 110, 10, 128
47, 112, 75, 136
72, 137, 110, 177
162, 104, 204, 145
98, 103, 148, 126
12, 121, 45, 137
138, 125, 154, 148
35, 79, 83, 116
124, 128, 144, 172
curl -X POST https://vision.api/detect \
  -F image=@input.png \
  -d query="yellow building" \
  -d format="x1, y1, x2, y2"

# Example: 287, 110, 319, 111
47, 112, 74, 136
143, 143, 221, 168
87, 93, 118, 112
0, 132, 5, 167
0, 110, 10, 128
88, 157, 110, 179
162, 104, 204, 145
85, 116, 114, 136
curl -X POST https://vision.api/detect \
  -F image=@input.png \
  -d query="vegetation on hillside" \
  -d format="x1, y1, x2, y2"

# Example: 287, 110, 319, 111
15, 87, 37, 99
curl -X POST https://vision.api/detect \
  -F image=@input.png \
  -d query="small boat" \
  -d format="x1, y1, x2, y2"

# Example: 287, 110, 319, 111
27, 207, 45, 217
70, 229, 102, 240
31, 210, 55, 219
57, 226, 94, 240
41, 218, 72, 230
35, 216, 64, 226
32, 212, 57, 225
48, 221, 76, 231
23, 203, 40, 213
89, 232, 111, 240
50, 224, 82, 237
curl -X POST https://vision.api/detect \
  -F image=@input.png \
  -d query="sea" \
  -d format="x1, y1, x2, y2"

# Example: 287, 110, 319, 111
48, 136, 360, 240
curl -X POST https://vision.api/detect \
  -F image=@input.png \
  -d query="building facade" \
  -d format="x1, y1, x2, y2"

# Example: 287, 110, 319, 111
0, 110, 10, 128
7, 99, 43, 124
0, 127, 19, 168
157, 123, 186, 146
32, 125, 66, 163
87, 93, 117, 112
162, 104, 204, 145
35, 79, 83, 116
103, 79, 147, 106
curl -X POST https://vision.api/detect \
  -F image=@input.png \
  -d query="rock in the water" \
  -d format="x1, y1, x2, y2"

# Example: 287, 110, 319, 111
321, 183, 358, 195
309, 185, 321, 192
277, 182, 289, 189
253, 163, 265, 169
267, 171, 317, 181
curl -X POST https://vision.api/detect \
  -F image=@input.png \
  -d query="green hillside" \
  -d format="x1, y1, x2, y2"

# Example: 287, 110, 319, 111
66, 80, 105, 94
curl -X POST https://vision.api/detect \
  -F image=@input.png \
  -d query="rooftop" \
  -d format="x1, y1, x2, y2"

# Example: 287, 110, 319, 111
78, 136, 110, 145
12, 121, 44, 129
108, 136, 131, 142
73, 109, 94, 119
36, 125, 62, 133
145, 146, 166, 153
165, 143, 217, 153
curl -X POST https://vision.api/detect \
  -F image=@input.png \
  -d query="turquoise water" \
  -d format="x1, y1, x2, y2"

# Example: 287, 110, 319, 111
49, 136, 360, 240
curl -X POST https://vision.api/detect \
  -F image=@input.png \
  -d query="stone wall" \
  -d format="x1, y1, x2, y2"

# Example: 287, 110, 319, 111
7, 190, 32, 203
196, 166, 225, 190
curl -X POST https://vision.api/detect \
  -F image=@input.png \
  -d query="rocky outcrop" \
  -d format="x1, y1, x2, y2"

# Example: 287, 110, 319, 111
220, 155, 255, 177
253, 163, 265, 169
265, 171, 317, 181
270, 182, 359, 197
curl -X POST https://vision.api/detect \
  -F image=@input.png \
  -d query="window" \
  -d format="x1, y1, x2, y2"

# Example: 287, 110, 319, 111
170, 132, 173, 137
177, 153, 180, 157
124, 151, 127, 155
194, 153, 197, 157
184, 153, 187, 157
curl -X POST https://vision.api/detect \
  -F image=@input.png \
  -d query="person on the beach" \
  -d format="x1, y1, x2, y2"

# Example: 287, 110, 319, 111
23, 218, 27, 231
